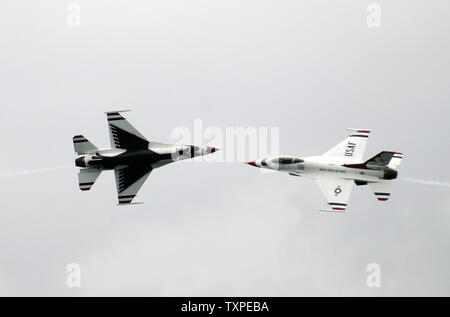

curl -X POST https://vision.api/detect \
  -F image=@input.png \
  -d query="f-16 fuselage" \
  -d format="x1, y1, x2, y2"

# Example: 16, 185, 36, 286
75, 144, 216, 170
248, 155, 398, 184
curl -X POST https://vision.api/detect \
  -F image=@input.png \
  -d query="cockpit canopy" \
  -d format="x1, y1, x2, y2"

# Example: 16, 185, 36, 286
271, 156, 304, 165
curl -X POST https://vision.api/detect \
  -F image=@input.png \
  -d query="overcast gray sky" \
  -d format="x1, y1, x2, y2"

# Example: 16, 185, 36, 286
0, 0, 449, 296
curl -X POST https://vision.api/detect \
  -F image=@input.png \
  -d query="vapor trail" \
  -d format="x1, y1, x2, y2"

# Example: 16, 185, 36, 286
0, 165, 72, 177
400, 178, 450, 188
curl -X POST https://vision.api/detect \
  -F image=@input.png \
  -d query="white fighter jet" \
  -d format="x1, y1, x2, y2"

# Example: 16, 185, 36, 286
73, 111, 218, 205
247, 129, 403, 212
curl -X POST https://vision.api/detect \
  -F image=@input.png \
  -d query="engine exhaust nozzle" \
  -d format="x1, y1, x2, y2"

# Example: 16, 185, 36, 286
383, 168, 398, 180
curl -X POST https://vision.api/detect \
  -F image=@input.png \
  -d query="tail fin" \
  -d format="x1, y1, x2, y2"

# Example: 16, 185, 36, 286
73, 135, 97, 154
388, 152, 403, 169
78, 167, 102, 191
364, 151, 403, 169
323, 129, 371, 161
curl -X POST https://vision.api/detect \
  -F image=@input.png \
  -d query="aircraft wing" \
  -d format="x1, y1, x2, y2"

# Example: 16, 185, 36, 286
114, 165, 153, 204
106, 111, 149, 150
323, 129, 371, 161
315, 179, 353, 212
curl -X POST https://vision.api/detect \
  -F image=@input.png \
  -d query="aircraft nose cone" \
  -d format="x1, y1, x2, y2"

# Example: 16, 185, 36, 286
247, 161, 257, 167
207, 147, 220, 153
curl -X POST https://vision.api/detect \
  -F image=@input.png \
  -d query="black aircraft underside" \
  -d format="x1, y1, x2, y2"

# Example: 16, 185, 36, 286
75, 149, 173, 170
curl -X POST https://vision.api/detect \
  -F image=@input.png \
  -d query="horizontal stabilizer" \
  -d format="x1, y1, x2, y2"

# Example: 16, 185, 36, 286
369, 182, 392, 201
78, 168, 102, 191
73, 135, 97, 154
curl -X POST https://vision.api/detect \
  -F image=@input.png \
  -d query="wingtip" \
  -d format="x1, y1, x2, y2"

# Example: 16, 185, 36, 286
346, 128, 372, 133
105, 110, 132, 114
319, 208, 346, 213
117, 202, 144, 206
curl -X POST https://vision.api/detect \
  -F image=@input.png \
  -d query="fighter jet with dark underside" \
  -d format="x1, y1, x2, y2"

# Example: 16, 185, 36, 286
247, 129, 403, 212
73, 111, 218, 205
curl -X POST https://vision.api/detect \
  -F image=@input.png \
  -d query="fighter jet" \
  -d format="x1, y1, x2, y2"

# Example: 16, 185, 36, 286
73, 111, 218, 205
246, 129, 403, 212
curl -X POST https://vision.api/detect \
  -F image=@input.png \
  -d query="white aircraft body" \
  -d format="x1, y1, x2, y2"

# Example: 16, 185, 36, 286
73, 111, 218, 205
247, 129, 403, 212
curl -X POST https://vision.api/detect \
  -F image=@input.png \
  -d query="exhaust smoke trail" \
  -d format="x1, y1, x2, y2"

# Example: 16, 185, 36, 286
400, 178, 450, 188
0, 165, 72, 177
